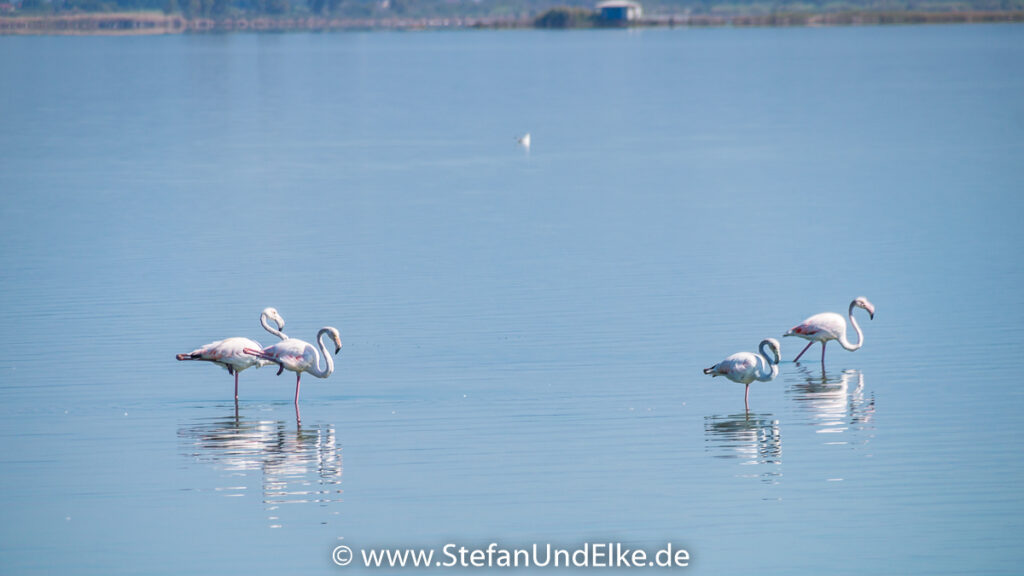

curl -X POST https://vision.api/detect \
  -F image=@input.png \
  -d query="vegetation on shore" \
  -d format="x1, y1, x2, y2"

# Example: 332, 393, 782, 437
534, 6, 596, 28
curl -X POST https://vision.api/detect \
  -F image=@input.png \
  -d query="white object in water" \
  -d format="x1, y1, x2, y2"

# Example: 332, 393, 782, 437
703, 338, 781, 410
784, 297, 875, 365
176, 307, 288, 400
244, 327, 343, 406
516, 133, 531, 148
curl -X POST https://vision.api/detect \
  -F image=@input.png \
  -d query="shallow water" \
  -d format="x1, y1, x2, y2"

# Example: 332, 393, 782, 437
1, 24, 1023, 574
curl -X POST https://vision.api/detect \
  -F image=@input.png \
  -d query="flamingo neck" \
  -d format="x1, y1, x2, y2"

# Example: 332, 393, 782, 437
261, 312, 288, 341
755, 341, 779, 382
307, 329, 335, 379
754, 355, 778, 382
838, 302, 865, 351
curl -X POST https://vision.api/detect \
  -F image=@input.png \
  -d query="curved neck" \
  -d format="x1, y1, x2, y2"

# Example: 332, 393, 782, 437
838, 302, 865, 351
755, 355, 778, 382
756, 342, 779, 381
261, 312, 287, 341
307, 329, 335, 379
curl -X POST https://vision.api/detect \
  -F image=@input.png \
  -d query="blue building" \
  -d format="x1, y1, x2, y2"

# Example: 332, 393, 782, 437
596, 0, 643, 23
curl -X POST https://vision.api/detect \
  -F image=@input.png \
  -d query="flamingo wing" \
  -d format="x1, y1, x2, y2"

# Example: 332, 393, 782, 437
706, 352, 758, 383
179, 337, 266, 372
248, 339, 316, 373
787, 312, 845, 341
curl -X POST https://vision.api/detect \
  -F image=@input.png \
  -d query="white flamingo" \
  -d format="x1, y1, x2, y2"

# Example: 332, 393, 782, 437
244, 327, 342, 405
176, 307, 288, 400
784, 297, 875, 364
703, 338, 781, 410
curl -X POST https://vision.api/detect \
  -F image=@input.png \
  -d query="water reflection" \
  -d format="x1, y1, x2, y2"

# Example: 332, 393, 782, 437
704, 412, 782, 484
178, 407, 343, 527
786, 367, 875, 445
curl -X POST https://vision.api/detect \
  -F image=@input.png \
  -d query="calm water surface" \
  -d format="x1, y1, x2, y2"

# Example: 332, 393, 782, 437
1, 24, 1023, 574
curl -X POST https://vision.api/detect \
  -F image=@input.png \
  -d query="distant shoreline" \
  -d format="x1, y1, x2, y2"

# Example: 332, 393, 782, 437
2, 10, 1022, 35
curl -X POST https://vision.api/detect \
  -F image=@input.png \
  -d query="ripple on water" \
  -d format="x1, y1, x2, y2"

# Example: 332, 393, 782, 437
178, 411, 343, 528
704, 412, 782, 484
784, 366, 876, 447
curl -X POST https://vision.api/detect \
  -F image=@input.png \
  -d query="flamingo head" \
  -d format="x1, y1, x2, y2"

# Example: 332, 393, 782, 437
760, 338, 782, 365
263, 307, 286, 331
852, 297, 875, 320
325, 326, 343, 355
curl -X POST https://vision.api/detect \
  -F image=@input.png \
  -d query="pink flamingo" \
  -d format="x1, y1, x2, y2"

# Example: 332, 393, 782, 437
244, 327, 342, 405
176, 307, 288, 400
703, 338, 781, 410
784, 297, 875, 364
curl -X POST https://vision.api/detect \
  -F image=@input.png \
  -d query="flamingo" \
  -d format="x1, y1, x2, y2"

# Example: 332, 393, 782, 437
703, 338, 781, 410
244, 327, 342, 405
784, 297, 875, 365
176, 307, 288, 400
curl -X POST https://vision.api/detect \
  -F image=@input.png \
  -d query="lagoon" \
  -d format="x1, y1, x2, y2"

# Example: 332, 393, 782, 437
1, 24, 1023, 574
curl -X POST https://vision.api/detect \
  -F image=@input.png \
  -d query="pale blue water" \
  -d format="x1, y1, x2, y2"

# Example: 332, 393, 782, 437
1, 24, 1023, 574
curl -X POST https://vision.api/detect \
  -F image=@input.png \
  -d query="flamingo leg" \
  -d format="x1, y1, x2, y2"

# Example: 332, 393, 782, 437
793, 341, 814, 362
821, 341, 827, 366
294, 373, 301, 405
234, 372, 239, 401
744, 383, 750, 412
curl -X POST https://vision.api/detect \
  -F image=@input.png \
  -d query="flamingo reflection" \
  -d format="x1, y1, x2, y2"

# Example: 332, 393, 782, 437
178, 410, 343, 527
786, 367, 875, 443
704, 412, 782, 483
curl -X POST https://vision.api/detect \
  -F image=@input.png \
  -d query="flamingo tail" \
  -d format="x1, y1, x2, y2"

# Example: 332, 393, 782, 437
176, 352, 209, 361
